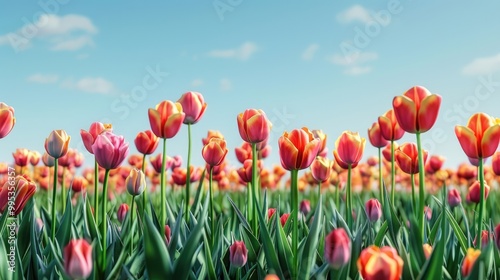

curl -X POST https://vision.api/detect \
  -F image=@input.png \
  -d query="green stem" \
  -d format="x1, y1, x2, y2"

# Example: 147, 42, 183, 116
251, 143, 259, 234
185, 124, 192, 223
100, 169, 110, 275
390, 140, 395, 206
378, 147, 384, 203
141, 154, 149, 218
160, 138, 167, 237
209, 167, 214, 247
130, 195, 135, 255
61, 167, 66, 213
335, 182, 340, 210
290, 169, 299, 280
94, 160, 99, 224
346, 164, 353, 229
416, 132, 426, 240
476, 157, 485, 249
411, 173, 416, 212
50, 158, 58, 243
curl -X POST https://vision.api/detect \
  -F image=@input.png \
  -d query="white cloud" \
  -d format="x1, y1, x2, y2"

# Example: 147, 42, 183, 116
220, 78, 232, 91
51, 35, 94, 51
0, 14, 97, 51
337, 5, 372, 24
191, 79, 203, 87
302, 44, 320, 61
26, 74, 59, 84
462, 53, 500, 75
61, 77, 114, 94
208, 42, 258, 61
327, 51, 378, 75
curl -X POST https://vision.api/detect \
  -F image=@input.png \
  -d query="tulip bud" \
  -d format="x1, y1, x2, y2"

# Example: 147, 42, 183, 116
423, 244, 433, 259
357, 245, 404, 280
324, 228, 351, 269
126, 168, 146, 196
45, 130, 71, 159
165, 225, 171, 245
467, 181, 490, 204
117, 203, 129, 223
300, 199, 311, 216
237, 109, 272, 144
280, 213, 290, 227
177, 91, 207, 124
447, 188, 461, 208
268, 208, 276, 220
229, 241, 248, 268
71, 176, 87, 193
365, 198, 382, 222
424, 206, 432, 221
134, 130, 159, 155
494, 224, 500, 250
63, 239, 93, 279
462, 248, 481, 277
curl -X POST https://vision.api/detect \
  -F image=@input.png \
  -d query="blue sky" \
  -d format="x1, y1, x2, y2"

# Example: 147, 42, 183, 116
1, 1, 500, 171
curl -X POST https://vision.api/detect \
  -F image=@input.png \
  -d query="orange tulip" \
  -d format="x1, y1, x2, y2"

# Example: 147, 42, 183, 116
148, 100, 185, 139
423, 244, 433, 259
368, 121, 389, 148
357, 245, 404, 280
378, 110, 405, 141
393, 86, 442, 134
310, 156, 332, 183
455, 112, 500, 159
333, 131, 366, 169
395, 142, 428, 174
462, 248, 481, 277
134, 130, 159, 155
0, 102, 15, 139
237, 109, 272, 144
0, 175, 36, 216
202, 137, 228, 167
278, 127, 320, 171
29, 150, 41, 166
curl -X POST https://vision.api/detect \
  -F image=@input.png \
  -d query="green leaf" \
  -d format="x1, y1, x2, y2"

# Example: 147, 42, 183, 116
298, 198, 323, 279
203, 233, 217, 280
432, 197, 468, 254
228, 195, 251, 231
190, 169, 206, 217
275, 207, 292, 277
56, 191, 73, 247
144, 214, 173, 278
374, 221, 388, 246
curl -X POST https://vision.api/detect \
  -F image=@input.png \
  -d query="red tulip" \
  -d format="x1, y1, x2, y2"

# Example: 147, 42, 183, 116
92, 132, 129, 170
382, 142, 398, 162
448, 188, 461, 208
467, 180, 490, 204
310, 156, 332, 183
462, 248, 481, 277
13, 148, 30, 167
237, 109, 272, 144
280, 213, 290, 226
80, 122, 112, 154
0, 102, 15, 139
148, 100, 185, 139
134, 130, 159, 155
117, 203, 129, 223
45, 130, 71, 159
455, 112, 500, 159
177, 91, 207, 124
378, 109, 405, 141
333, 131, 365, 169
229, 241, 248, 268
63, 239, 93, 279
300, 199, 311, 215
395, 142, 428, 174
368, 121, 389, 148
325, 228, 351, 269
278, 127, 320, 171
425, 155, 445, 174
202, 137, 228, 167
268, 208, 276, 220
357, 246, 404, 280
365, 198, 382, 222
71, 176, 87, 193
165, 225, 171, 245
493, 152, 500, 176
0, 175, 36, 216
393, 86, 442, 134
236, 159, 254, 183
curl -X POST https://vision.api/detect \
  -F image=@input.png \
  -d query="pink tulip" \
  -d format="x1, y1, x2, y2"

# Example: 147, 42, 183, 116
324, 228, 351, 269
177, 91, 207, 124
92, 132, 129, 170
229, 241, 248, 268
0, 102, 15, 139
63, 239, 93, 279
80, 122, 112, 154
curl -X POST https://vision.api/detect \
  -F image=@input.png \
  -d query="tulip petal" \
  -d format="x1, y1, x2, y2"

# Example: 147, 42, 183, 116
417, 94, 441, 133
148, 109, 162, 138
163, 112, 185, 139
299, 139, 320, 169
455, 126, 479, 159
279, 136, 299, 170
393, 96, 417, 133
246, 114, 269, 143
481, 125, 500, 158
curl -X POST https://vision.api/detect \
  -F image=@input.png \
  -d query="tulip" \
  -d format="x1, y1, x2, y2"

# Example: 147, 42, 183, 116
473, 230, 491, 249
493, 151, 500, 176
71, 176, 87, 193
126, 168, 146, 196
378, 109, 405, 141
264, 275, 280, 280
229, 241, 248, 268
64, 239, 93, 279
425, 155, 445, 174
202, 137, 228, 167
268, 208, 276, 220
236, 159, 254, 183
467, 180, 490, 204
312, 129, 328, 157
395, 142, 427, 175
134, 130, 159, 156
447, 188, 461, 208
202, 130, 224, 145
117, 203, 129, 223
462, 248, 481, 277
424, 206, 432, 221
13, 148, 30, 168
310, 156, 332, 183
357, 245, 404, 280
494, 224, 500, 250
92, 132, 129, 170
455, 112, 500, 160
324, 228, 351, 269
280, 213, 290, 227
237, 109, 272, 144
165, 225, 171, 245
171, 155, 182, 170
45, 130, 71, 159
365, 198, 382, 222
300, 199, 311, 216
0, 102, 15, 139
148, 100, 185, 139
423, 244, 433, 259
177, 91, 207, 124
0, 175, 36, 216
392, 86, 442, 134
29, 150, 41, 166
80, 122, 112, 154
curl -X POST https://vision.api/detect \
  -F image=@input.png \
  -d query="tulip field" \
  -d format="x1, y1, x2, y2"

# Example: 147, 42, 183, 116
2, 87, 500, 280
